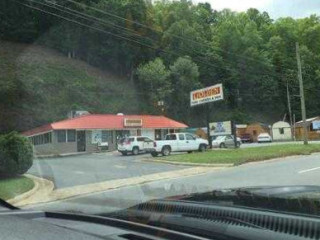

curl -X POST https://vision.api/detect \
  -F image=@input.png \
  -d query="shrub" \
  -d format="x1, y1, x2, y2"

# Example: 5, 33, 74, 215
0, 132, 33, 177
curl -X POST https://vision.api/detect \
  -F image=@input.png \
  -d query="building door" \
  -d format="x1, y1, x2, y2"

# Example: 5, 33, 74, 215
77, 131, 86, 152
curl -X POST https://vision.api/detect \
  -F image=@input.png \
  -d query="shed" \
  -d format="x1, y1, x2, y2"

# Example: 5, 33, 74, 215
245, 123, 270, 142
236, 124, 248, 137
295, 116, 320, 140
272, 121, 292, 141
186, 128, 208, 139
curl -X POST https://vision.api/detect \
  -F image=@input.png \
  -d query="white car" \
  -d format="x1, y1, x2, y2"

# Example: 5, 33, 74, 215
118, 136, 154, 155
151, 133, 208, 157
212, 135, 242, 148
257, 133, 273, 143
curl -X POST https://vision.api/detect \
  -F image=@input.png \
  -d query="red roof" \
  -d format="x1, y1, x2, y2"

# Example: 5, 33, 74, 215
22, 114, 188, 136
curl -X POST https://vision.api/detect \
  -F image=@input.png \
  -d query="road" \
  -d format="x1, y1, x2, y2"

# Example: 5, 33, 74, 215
27, 151, 320, 214
28, 152, 189, 188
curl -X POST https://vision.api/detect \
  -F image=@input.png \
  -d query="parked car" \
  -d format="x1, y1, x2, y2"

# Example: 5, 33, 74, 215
240, 133, 253, 143
211, 135, 242, 148
257, 133, 273, 143
118, 136, 154, 155
151, 133, 208, 157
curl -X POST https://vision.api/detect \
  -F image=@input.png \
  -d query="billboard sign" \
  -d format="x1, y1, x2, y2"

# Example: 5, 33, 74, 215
209, 121, 232, 136
124, 118, 143, 127
190, 84, 224, 107
313, 121, 320, 130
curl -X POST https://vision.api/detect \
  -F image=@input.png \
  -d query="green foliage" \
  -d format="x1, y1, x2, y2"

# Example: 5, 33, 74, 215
0, 132, 33, 177
169, 57, 201, 122
1, 0, 320, 128
137, 58, 171, 112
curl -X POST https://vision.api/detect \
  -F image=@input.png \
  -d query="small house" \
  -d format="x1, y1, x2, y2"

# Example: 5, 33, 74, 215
272, 121, 292, 141
245, 123, 271, 142
295, 116, 320, 140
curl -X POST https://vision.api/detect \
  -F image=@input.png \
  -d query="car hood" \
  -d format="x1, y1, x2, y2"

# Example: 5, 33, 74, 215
165, 186, 320, 216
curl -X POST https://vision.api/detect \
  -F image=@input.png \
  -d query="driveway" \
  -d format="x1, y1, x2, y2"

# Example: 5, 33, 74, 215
28, 152, 189, 189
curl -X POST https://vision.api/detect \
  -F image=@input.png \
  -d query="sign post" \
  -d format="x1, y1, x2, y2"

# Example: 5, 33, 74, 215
190, 84, 224, 148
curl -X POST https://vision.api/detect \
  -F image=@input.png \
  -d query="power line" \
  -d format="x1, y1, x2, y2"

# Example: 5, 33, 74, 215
14, 0, 226, 72
59, 0, 319, 81
15, 0, 318, 88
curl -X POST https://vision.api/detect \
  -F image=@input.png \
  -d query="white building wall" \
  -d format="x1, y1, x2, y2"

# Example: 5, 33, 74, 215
141, 129, 155, 140
272, 121, 292, 141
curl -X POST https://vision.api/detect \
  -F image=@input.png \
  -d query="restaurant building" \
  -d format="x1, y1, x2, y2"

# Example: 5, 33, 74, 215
22, 114, 188, 155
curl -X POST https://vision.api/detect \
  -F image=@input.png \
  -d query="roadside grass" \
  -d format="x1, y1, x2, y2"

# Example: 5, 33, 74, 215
162, 144, 320, 165
0, 176, 34, 200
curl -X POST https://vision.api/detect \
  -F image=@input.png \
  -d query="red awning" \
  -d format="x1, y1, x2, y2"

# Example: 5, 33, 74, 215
23, 114, 188, 136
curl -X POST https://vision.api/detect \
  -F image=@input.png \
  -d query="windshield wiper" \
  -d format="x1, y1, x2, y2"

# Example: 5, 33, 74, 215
0, 198, 19, 210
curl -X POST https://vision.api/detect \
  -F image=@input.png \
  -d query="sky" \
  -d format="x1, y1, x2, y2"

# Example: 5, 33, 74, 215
192, 0, 320, 19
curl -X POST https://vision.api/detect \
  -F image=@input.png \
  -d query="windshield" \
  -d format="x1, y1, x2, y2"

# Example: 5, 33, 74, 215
2, 0, 320, 238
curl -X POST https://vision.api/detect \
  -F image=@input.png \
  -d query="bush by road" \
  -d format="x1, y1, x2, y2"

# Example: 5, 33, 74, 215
162, 144, 320, 165
0, 132, 33, 177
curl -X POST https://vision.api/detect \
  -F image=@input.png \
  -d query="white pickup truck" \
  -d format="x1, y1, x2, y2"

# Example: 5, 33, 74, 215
150, 133, 208, 157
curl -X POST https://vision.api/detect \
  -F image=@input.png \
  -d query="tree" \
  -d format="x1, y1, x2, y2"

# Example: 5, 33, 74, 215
169, 57, 201, 122
137, 58, 171, 113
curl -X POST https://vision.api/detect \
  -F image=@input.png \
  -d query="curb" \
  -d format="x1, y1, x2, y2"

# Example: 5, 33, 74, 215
142, 158, 234, 167
8, 174, 55, 207
17, 167, 221, 207
35, 152, 90, 159
7, 175, 40, 205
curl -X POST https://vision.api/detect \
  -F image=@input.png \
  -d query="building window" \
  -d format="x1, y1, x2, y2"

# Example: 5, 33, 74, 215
67, 130, 76, 142
44, 132, 52, 144
57, 130, 66, 143
279, 128, 284, 135
30, 132, 52, 146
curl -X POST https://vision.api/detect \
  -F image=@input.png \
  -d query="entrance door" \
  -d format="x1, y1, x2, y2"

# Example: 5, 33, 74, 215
77, 131, 86, 152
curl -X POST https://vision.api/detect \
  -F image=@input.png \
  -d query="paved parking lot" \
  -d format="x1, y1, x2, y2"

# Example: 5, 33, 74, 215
28, 152, 189, 189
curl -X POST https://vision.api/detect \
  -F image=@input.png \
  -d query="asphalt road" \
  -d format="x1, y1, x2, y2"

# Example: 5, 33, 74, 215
28, 152, 188, 189
28, 152, 320, 214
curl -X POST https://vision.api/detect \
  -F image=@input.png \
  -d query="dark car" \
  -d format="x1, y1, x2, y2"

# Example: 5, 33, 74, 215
240, 133, 253, 143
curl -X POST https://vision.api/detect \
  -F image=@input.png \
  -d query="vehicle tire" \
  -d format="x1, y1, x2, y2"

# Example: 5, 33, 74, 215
132, 147, 139, 155
121, 152, 127, 156
220, 143, 226, 148
187, 151, 193, 154
199, 144, 207, 152
161, 146, 171, 156
151, 152, 158, 157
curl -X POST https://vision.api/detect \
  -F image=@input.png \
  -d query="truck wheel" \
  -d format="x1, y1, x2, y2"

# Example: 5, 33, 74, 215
151, 152, 158, 157
132, 147, 139, 155
199, 144, 207, 152
161, 146, 171, 156
187, 151, 193, 154
121, 152, 127, 156
220, 143, 226, 149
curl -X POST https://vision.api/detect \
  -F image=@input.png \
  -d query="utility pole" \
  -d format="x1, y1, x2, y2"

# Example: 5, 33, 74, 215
296, 42, 308, 145
206, 104, 212, 149
286, 81, 294, 140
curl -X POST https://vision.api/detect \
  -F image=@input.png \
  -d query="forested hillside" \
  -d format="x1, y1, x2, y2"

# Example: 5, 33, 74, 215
0, 41, 141, 132
1, 0, 320, 132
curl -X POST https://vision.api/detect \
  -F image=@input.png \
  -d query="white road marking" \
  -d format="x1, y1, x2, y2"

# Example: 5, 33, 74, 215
298, 167, 320, 174
115, 165, 126, 169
